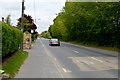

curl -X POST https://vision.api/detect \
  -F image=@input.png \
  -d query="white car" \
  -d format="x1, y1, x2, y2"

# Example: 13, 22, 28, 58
49, 39, 60, 46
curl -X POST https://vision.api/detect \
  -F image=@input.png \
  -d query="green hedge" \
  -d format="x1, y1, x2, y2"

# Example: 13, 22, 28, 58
1, 22, 23, 57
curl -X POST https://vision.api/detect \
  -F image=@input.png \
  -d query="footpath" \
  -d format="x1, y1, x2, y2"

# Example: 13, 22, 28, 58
15, 39, 61, 78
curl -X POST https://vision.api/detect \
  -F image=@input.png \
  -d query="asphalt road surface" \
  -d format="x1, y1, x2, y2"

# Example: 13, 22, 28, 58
16, 38, 118, 78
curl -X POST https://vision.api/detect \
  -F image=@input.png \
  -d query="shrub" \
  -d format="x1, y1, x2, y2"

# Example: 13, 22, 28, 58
1, 22, 23, 57
32, 34, 35, 41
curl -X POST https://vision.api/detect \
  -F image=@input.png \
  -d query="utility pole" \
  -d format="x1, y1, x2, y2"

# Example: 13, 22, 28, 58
34, 0, 36, 23
20, 0, 25, 50
21, 0, 25, 31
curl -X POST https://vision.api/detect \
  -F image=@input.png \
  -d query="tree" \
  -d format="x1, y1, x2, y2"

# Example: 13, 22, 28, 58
17, 14, 37, 33
5, 15, 11, 26
49, 2, 119, 48
41, 31, 52, 39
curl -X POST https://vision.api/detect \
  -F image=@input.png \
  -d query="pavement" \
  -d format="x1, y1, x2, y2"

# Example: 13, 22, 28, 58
15, 38, 118, 78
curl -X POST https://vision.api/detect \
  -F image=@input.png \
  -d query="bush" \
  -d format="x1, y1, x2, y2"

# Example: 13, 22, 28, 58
0, 22, 2, 56
32, 34, 35, 41
1, 22, 23, 57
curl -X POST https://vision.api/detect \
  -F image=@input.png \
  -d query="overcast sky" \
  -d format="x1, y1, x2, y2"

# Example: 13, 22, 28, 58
1, 0, 119, 33
0, 0, 66, 33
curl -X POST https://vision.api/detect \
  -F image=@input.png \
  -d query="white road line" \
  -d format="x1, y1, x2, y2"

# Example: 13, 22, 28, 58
90, 62, 94, 64
80, 61, 94, 65
39, 40, 64, 78
90, 57, 103, 62
54, 58, 57, 61
83, 61, 90, 65
62, 68, 67, 72
62, 68, 71, 73
73, 50, 79, 53
76, 60, 80, 63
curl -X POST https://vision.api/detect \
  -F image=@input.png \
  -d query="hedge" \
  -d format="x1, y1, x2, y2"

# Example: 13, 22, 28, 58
0, 22, 1, 56
1, 22, 23, 57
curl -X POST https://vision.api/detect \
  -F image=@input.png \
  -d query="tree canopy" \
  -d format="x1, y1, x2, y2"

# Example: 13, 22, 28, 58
17, 14, 37, 33
5, 15, 11, 26
49, 2, 120, 48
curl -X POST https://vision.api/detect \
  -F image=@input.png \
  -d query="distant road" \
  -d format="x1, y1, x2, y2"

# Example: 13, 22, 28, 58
16, 38, 118, 78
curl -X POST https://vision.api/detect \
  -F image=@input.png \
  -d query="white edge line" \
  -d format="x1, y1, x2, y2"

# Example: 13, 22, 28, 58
91, 57, 103, 62
73, 50, 79, 53
62, 68, 67, 72
39, 39, 64, 78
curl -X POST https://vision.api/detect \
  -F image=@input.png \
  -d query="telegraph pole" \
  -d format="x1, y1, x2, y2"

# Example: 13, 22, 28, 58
21, 0, 25, 31
34, 0, 36, 23
21, 0, 25, 50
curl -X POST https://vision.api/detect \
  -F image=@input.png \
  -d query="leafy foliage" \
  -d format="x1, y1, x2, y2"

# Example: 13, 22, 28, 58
5, 15, 11, 26
1, 22, 23, 57
17, 14, 39, 41
41, 31, 52, 39
32, 32, 39, 41
49, 2, 120, 48
17, 14, 37, 33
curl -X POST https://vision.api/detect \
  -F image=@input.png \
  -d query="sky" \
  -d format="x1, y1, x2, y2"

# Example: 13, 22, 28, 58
0, 0, 119, 33
0, 0, 66, 33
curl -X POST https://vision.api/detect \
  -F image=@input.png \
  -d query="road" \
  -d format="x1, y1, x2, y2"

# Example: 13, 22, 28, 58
16, 38, 118, 78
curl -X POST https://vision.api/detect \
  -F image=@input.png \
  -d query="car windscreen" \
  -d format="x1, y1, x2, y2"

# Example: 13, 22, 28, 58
51, 39, 58, 41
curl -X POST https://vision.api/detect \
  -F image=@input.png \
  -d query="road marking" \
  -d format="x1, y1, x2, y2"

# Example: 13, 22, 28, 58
54, 58, 57, 61
90, 62, 94, 64
39, 40, 64, 78
79, 60, 94, 65
90, 57, 103, 62
73, 50, 79, 53
82, 61, 91, 65
76, 60, 80, 63
62, 68, 67, 72
62, 68, 71, 73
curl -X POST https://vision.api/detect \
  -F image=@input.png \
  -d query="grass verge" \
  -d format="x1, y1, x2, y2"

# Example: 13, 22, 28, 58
2, 50, 28, 78
66, 41, 119, 52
